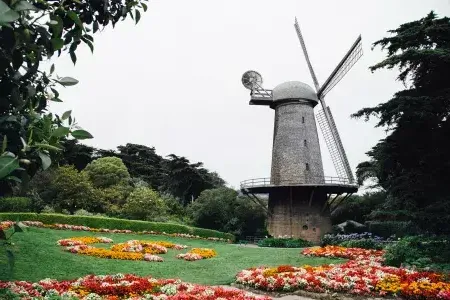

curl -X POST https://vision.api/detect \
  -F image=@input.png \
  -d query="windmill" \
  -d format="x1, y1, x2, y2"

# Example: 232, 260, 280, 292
239, 18, 362, 242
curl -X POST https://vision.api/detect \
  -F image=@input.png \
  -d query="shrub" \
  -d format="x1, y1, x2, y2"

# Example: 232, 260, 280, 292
366, 221, 420, 238
383, 236, 450, 271
0, 197, 31, 212
339, 239, 384, 250
84, 157, 130, 188
322, 232, 385, 244
258, 238, 312, 248
74, 209, 94, 216
121, 187, 166, 220
0, 213, 234, 240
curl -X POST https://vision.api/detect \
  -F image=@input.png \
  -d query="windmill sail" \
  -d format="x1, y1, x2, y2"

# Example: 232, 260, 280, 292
317, 35, 363, 98
316, 107, 354, 183
294, 18, 320, 91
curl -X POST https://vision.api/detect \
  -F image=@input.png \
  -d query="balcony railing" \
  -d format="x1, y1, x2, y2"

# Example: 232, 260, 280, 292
240, 176, 356, 189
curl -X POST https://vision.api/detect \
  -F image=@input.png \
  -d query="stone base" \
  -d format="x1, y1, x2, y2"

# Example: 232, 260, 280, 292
267, 188, 331, 243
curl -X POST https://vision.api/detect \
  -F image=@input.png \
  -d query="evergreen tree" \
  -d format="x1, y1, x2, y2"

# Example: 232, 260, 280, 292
352, 12, 450, 234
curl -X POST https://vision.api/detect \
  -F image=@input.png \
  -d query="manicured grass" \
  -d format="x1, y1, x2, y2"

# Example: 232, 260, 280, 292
0, 227, 341, 285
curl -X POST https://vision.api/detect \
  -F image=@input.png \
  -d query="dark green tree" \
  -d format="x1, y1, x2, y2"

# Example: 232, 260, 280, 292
116, 143, 164, 190
59, 139, 96, 171
352, 12, 450, 234
161, 154, 225, 205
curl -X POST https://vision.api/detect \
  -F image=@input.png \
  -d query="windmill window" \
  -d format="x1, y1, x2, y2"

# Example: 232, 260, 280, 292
302, 116, 305, 123
306, 163, 310, 171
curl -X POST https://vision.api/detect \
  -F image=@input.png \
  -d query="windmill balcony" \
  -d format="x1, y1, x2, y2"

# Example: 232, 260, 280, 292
240, 176, 358, 195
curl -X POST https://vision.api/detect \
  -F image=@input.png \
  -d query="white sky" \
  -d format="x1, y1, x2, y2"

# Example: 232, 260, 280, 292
49, 0, 450, 190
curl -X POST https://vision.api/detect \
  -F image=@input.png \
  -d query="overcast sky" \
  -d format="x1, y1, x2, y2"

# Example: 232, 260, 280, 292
49, 0, 450, 190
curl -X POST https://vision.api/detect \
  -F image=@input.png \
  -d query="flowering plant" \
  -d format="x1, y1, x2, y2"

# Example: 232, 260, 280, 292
0, 274, 271, 299
0, 220, 232, 243
236, 246, 450, 299
177, 248, 217, 261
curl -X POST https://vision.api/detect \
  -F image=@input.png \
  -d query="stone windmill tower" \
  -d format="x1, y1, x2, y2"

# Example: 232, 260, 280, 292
240, 18, 361, 243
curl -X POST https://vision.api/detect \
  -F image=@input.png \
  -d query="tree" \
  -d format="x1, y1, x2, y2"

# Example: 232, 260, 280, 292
161, 154, 225, 205
352, 12, 450, 234
121, 187, 165, 220
116, 143, 164, 190
83, 157, 130, 188
52, 165, 99, 213
188, 187, 267, 238
0, 0, 147, 192
59, 139, 96, 171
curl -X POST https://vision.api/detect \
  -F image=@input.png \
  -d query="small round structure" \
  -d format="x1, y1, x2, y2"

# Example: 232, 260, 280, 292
272, 81, 318, 103
241, 70, 263, 90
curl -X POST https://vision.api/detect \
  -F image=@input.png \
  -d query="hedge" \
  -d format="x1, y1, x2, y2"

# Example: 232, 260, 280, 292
365, 221, 420, 238
0, 213, 234, 241
0, 197, 31, 212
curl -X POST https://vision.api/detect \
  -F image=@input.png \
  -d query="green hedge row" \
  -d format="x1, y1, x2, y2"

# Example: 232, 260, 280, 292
0, 213, 234, 241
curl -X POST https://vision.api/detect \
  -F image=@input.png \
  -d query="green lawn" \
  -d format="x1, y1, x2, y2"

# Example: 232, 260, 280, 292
0, 227, 340, 285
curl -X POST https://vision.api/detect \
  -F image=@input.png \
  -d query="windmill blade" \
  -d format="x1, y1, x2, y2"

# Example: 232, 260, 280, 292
317, 35, 363, 98
316, 106, 355, 183
294, 17, 320, 91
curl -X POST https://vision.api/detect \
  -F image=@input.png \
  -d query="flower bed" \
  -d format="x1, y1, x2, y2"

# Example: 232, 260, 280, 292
177, 248, 217, 261
236, 246, 450, 299
0, 220, 232, 243
0, 273, 271, 299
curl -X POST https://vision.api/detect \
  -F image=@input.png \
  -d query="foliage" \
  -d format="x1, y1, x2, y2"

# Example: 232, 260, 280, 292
162, 154, 225, 205
0, 197, 31, 212
383, 236, 450, 271
52, 165, 99, 213
0, 221, 27, 279
331, 191, 386, 224
83, 157, 130, 188
121, 187, 165, 221
188, 187, 266, 239
322, 232, 387, 245
257, 238, 312, 248
352, 12, 450, 234
339, 239, 384, 250
366, 221, 420, 238
58, 139, 95, 171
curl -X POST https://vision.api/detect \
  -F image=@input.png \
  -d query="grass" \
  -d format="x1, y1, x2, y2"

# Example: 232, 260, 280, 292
0, 227, 341, 285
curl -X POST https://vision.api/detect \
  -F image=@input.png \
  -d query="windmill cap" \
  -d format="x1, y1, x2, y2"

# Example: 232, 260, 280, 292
272, 81, 318, 103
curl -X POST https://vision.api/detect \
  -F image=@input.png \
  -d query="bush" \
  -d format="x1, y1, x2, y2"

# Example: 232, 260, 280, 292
0, 197, 31, 212
258, 238, 312, 248
366, 221, 420, 238
383, 236, 450, 271
84, 157, 130, 188
121, 187, 166, 220
339, 239, 384, 250
0, 213, 234, 240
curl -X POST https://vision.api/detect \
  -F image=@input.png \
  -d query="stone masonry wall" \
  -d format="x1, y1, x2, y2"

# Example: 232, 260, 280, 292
267, 188, 331, 243
271, 101, 324, 185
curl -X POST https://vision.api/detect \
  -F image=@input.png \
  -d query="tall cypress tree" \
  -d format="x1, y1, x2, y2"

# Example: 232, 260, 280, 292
353, 12, 450, 233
